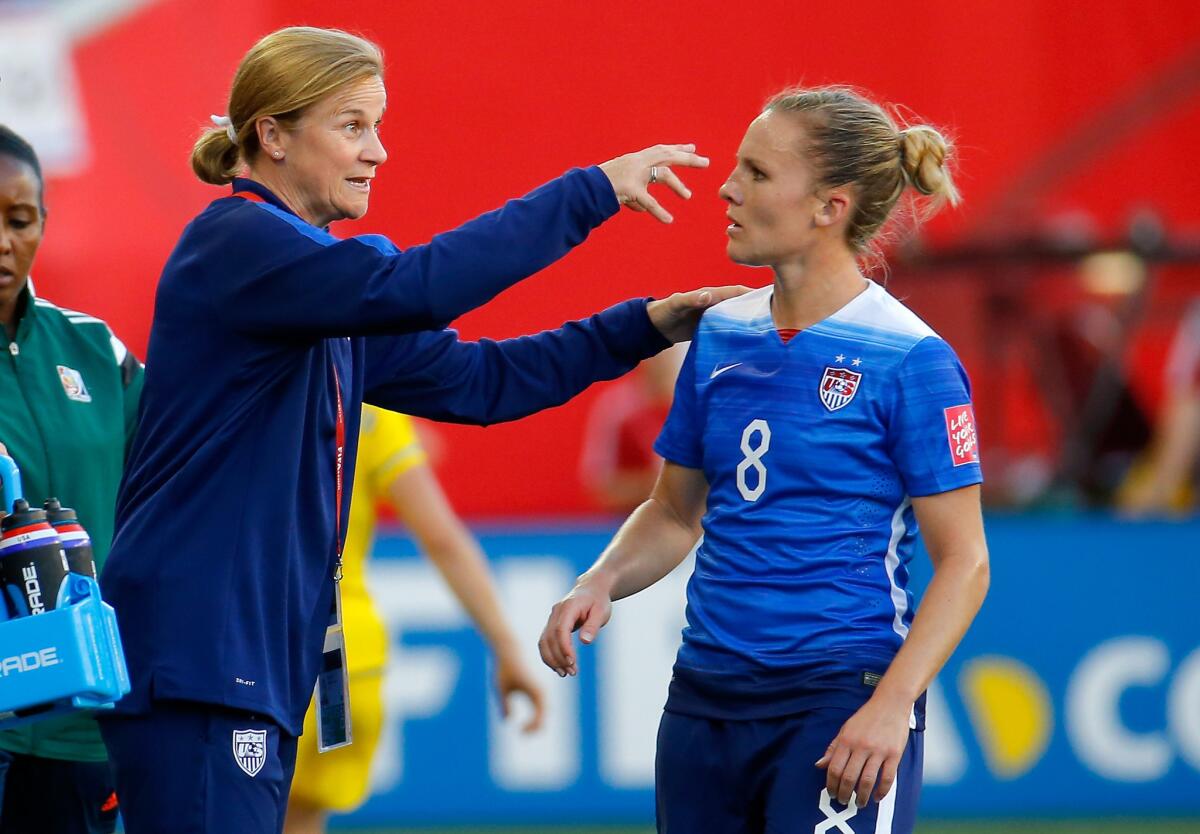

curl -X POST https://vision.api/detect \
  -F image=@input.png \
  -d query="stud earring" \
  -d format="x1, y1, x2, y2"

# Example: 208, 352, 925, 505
273, 151, 283, 159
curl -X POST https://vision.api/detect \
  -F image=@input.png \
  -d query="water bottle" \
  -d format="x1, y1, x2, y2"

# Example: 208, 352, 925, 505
0, 454, 21, 516
0, 499, 70, 617
44, 499, 97, 579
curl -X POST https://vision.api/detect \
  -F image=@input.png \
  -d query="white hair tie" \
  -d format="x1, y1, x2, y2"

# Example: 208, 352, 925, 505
210, 114, 238, 146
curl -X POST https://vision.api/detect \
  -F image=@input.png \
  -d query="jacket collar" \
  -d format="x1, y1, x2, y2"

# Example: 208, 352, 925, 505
230, 178, 330, 231
231, 177, 298, 217
2, 281, 35, 345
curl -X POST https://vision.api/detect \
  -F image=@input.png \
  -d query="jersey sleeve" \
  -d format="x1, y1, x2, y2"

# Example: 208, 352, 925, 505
653, 337, 703, 469
359, 406, 428, 494
887, 337, 983, 497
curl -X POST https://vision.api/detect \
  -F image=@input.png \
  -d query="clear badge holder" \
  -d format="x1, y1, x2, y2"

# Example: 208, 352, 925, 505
314, 582, 352, 752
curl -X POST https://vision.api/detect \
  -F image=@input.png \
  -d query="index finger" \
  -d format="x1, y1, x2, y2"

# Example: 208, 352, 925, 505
702, 285, 753, 305
823, 741, 851, 797
653, 148, 709, 169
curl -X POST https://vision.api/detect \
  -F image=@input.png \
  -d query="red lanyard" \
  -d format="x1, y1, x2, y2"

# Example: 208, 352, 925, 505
332, 363, 345, 570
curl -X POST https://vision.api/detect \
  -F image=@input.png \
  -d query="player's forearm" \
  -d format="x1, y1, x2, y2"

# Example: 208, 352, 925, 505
392, 464, 522, 655
873, 546, 989, 707
578, 495, 700, 602
423, 530, 521, 656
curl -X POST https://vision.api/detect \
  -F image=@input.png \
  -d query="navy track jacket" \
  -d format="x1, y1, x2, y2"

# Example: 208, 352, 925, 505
102, 167, 669, 734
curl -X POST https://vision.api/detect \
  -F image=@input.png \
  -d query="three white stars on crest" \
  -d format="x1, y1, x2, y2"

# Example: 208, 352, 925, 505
834, 354, 863, 366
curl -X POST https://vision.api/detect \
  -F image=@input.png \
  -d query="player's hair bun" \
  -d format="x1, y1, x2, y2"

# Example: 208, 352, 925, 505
899, 126, 960, 206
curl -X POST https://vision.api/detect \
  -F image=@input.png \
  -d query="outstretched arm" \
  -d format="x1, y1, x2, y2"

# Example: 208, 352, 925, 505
538, 461, 708, 677
222, 146, 709, 338
364, 289, 745, 426
818, 484, 989, 808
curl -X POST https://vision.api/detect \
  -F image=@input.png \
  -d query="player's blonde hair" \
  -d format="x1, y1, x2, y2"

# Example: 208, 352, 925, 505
764, 86, 960, 259
191, 27, 384, 185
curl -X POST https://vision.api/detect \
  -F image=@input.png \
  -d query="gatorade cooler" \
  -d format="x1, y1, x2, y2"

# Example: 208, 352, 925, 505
0, 454, 130, 727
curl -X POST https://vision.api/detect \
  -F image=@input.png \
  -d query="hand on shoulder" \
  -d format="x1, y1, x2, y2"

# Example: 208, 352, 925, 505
647, 285, 752, 343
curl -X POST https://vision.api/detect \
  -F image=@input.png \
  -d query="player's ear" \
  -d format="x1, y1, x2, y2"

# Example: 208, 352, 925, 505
814, 186, 852, 228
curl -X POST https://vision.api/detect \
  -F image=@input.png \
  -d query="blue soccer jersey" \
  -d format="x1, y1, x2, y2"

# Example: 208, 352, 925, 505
654, 281, 981, 717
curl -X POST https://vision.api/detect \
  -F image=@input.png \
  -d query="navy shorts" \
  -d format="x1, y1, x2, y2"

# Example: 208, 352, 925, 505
656, 707, 923, 834
0, 748, 118, 834
98, 701, 298, 834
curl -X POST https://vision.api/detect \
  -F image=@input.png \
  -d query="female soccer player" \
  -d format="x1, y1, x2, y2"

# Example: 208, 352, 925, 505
97, 26, 742, 834
540, 87, 990, 834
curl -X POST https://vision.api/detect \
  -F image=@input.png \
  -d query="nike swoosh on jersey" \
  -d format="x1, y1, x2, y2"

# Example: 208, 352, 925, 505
710, 362, 742, 379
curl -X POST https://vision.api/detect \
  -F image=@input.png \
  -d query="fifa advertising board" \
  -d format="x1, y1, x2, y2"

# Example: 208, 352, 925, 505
345, 516, 1200, 825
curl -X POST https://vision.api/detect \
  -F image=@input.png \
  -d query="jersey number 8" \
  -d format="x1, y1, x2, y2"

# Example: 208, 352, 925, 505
736, 419, 771, 502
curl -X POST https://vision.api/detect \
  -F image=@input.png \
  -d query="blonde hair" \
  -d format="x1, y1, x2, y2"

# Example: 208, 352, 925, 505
191, 27, 384, 185
764, 86, 960, 258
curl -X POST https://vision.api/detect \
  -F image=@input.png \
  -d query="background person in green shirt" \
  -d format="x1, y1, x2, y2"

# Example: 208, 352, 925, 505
0, 125, 144, 834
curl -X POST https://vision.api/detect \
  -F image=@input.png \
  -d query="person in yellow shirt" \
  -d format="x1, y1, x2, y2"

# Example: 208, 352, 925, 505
284, 405, 545, 834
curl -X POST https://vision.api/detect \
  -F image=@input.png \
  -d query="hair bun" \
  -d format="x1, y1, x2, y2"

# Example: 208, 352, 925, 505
899, 125, 959, 206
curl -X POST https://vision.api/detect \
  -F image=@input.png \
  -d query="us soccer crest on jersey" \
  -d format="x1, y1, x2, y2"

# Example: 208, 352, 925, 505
819, 366, 862, 411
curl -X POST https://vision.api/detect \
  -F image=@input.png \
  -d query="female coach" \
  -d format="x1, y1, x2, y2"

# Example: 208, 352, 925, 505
540, 86, 990, 834
96, 26, 740, 833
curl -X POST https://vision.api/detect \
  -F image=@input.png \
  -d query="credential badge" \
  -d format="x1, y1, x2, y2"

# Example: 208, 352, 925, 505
232, 729, 267, 777
56, 365, 91, 403
819, 367, 862, 412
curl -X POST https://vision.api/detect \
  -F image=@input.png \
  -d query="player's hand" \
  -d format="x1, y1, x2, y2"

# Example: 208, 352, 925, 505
494, 648, 547, 733
598, 144, 709, 223
647, 285, 752, 343
815, 693, 912, 807
538, 581, 613, 677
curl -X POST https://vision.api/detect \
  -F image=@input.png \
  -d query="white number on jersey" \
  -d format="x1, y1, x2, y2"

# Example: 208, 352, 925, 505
736, 419, 771, 502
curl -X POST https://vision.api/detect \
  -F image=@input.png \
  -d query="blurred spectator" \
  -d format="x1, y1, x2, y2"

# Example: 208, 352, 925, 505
1044, 257, 1153, 505
1118, 298, 1200, 516
993, 251, 1154, 508
579, 342, 687, 512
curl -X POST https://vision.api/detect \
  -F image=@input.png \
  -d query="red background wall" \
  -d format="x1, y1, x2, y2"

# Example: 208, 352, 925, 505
29, 0, 1200, 516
